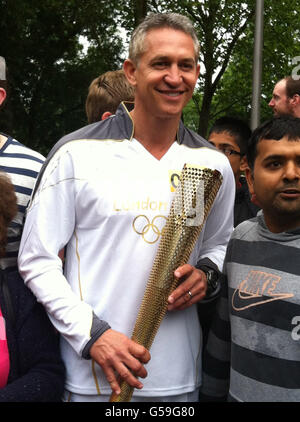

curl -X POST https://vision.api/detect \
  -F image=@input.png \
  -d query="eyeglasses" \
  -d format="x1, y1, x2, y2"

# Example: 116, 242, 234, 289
218, 147, 242, 158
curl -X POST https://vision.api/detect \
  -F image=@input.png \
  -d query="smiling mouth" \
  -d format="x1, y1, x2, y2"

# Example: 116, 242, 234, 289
156, 90, 185, 97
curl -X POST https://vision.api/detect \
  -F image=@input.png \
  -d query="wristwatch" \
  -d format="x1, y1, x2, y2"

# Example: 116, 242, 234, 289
198, 266, 219, 296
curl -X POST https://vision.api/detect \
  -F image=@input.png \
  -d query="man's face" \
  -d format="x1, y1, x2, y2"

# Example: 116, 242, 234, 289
269, 80, 293, 116
125, 27, 200, 120
246, 136, 300, 232
208, 131, 243, 187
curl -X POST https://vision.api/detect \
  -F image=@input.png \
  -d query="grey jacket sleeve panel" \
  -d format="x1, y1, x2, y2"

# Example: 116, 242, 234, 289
82, 312, 111, 359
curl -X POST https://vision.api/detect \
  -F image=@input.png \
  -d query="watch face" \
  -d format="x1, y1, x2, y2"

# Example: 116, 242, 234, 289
207, 270, 218, 289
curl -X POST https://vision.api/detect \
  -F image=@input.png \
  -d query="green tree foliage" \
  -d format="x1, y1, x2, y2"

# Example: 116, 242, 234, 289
209, 0, 300, 133
0, 0, 124, 155
1, 0, 299, 152
152, 0, 255, 136
142, 0, 300, 136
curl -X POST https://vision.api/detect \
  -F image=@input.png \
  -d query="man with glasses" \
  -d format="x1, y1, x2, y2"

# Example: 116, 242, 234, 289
198, 117, 260, 351
269, 76, 300, 118
208, 116, 260, 227
201, 116, 300, 402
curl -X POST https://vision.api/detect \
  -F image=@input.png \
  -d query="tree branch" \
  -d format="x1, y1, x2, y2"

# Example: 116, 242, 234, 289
212, 8, 255, 91
210, 93, 252, 120
186, 4, 205, 29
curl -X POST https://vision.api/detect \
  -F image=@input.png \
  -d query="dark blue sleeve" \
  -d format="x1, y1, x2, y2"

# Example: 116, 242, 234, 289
0, 272, 65, 402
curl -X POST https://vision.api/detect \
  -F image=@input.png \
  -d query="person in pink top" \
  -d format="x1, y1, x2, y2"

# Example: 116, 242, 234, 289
0, 305, 9, 388
0, 172, 14, 389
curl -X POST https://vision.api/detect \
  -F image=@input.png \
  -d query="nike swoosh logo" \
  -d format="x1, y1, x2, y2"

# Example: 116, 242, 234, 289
232, 288, 294, 311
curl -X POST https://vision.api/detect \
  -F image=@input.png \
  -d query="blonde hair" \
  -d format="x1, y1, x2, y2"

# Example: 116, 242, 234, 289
85, 69, 135, 124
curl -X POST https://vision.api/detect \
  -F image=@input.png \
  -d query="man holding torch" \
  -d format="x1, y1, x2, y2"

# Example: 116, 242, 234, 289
18, 12, 235, 402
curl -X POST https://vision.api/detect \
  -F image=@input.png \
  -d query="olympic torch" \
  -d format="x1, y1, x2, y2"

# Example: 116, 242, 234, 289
110, 164, 223, 402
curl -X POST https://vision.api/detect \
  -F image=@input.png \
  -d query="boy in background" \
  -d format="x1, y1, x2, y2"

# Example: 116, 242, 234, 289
208, 116, 260, 227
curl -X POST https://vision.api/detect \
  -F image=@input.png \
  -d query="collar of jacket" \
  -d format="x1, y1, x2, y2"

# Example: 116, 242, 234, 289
119, 101, 184, 145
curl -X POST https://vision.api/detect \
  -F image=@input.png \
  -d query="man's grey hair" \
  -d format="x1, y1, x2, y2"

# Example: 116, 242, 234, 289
129, 13, 200, 64
0, 57, 6, 81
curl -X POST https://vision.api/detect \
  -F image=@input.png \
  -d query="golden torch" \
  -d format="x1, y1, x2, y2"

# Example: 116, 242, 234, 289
110, 164, 223, 402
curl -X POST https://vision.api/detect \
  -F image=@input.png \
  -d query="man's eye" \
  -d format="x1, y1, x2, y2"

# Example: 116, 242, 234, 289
180, 63, 193, 70
268, 161, 281, 168
153, 62, 168, 68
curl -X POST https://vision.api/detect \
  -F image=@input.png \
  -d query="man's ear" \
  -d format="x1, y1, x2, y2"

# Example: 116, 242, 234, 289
291, 94, 300, 105
123, 59, 138, 87
245, 166, 261, 207
0, 88, 6, 106
240, 155, 248, 172
245, 167, 254, 195
101, 111, 112, 121
195, 63, 200, 79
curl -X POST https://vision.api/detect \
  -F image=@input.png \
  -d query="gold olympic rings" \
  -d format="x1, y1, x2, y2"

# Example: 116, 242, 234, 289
132, 214, 167, 244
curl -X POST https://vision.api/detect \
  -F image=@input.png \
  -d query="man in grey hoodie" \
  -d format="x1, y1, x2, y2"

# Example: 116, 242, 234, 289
200, 115, 300, 402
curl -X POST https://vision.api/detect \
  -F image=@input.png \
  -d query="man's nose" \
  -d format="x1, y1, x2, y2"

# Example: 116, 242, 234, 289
269, 98, 275, 107
164, 65, 182, 86
284, 162, 300, 180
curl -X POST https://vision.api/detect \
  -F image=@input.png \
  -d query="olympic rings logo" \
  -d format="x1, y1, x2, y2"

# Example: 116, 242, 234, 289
132, 215, 167, 244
